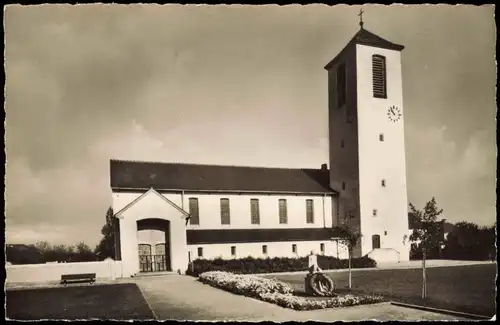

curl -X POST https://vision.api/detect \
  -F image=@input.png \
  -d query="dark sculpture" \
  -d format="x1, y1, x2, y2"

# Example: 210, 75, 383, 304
304, 251, 337, 297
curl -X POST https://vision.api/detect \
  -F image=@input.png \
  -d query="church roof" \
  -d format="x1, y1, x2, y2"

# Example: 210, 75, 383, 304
408, 212, 455, 233
442, 221, 455, 234
324, 28, 405, 70
110, 159, 336, 195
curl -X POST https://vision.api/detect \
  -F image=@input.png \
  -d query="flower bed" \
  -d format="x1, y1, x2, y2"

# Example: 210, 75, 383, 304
187, 255, 376, 277
198, 271, 384, 311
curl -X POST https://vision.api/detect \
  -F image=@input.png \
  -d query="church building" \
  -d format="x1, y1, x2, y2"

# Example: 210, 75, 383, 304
110, 21, 411, 277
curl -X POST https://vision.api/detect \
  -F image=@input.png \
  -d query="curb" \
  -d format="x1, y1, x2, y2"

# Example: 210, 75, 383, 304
390, 301, 492, 320
136, 284, 159, 321
6, 281, 119, 291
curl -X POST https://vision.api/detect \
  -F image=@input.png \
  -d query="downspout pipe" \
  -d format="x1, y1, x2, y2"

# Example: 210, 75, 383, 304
182, 190, 191, 226
322, 193, 326, 228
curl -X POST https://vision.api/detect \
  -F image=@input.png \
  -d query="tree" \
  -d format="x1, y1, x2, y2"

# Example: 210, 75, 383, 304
51, 244, 72, 262
332, 221, 362, 289
34, 241, 51, 253
444, 222, 496, 260
94, 207, 116, 260
73, 242, 96, 262
34, 241, 53, 262
403, 197, 443, 299
480, 224, 496, 261
6, 244, 42, 264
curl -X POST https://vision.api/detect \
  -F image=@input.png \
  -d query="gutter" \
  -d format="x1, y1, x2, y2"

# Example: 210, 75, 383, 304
181, 190, 191, 226
111, 186, 338, 196
322, 193, 326, 228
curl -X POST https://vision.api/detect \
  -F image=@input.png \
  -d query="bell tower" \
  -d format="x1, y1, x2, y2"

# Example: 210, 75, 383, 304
325, 15, 410, 262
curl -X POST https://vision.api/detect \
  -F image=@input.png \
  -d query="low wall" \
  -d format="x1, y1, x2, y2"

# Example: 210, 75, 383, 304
6, 259, 124, 284
368, 248, 401, 264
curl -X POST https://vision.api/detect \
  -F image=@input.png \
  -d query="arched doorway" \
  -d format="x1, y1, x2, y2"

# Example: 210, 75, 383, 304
137, 219, 171, 273
372, 234, 381, 250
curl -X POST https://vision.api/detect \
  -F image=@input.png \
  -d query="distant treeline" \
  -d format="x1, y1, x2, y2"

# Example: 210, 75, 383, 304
411, 221, 496, 261
6, 241, 108, 265
6, 207, 117, 265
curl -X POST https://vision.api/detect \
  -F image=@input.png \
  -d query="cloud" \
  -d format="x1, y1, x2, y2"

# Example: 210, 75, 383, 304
406, 125, 495, 226
6, 223, 80, 246
5, 156, 111, 246
5, 5, 185, 173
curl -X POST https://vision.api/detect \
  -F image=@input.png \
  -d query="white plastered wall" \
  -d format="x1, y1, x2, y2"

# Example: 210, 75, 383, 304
356, 44, 410, 261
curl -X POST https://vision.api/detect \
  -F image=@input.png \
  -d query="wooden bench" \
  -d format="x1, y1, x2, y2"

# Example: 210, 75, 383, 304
60, 273, 96, 286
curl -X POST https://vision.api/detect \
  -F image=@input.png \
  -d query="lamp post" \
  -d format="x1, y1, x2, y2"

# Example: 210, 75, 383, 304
330, 237, 340, 259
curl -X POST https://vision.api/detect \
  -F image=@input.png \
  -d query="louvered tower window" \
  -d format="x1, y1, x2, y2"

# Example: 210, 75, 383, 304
372, 55, 387, 98
336, 63, 347, 108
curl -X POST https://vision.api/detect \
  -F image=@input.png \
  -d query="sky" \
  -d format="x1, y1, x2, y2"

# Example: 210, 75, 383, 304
4, 4, 496, 247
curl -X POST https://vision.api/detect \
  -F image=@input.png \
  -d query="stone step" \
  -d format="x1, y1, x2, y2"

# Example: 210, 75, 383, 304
133, 271, 178, 278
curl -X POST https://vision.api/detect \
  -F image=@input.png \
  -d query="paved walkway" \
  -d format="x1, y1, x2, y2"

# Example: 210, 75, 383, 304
133, 275, 469, 321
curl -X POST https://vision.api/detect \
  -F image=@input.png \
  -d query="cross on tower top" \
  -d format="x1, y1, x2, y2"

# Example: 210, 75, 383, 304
358, 8, 364, 29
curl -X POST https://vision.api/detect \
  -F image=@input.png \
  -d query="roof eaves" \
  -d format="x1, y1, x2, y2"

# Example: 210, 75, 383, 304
324, 40, 354, 70
110, 158, 315, 172
111, 187, 337, 196
355, 39, 404, 51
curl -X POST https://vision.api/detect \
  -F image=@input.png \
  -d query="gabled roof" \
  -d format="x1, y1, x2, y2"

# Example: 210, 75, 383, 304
114, 187, 190, 219
6, 244, 32, 249
442, 221, 455, 234
324, 27, 405, 70
351, 28, 405, 51
110, 159, 335, 195
408, 213, 454, 233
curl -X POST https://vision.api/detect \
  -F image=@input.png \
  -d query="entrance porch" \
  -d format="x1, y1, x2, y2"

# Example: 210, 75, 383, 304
114, 189, 191, 277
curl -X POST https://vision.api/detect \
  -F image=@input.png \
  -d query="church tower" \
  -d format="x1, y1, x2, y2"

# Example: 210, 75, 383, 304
325, 15, 410, 262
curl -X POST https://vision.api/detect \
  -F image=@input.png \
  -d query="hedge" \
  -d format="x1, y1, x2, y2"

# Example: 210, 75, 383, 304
186, 255, 376, 277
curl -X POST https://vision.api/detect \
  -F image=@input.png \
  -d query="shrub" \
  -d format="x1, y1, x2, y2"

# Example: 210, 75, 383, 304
199, 271, 384, 311
317, 255, 377, 270
199, 271, 294, 297
187, 255, 376, 277
259, 291, 384, 310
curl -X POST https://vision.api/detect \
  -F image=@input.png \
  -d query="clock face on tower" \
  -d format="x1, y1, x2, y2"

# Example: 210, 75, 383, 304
387, 105, 402, 123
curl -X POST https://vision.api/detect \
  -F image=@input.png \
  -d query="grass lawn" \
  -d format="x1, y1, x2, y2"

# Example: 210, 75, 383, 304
6, 283, 155, 320
265, 264, 496, 317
